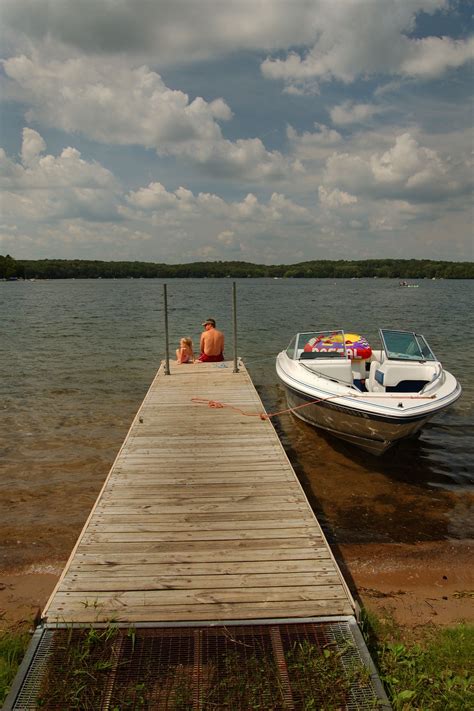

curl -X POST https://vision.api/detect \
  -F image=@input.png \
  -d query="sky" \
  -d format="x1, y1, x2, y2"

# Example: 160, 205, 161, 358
0, 0, 472, 264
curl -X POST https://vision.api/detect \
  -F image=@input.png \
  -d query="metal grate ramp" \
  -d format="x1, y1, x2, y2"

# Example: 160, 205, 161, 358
6, 619, 390, 710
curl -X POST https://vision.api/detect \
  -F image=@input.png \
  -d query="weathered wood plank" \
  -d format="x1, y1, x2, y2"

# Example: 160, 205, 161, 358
61, 572, 342, 592
90, 510, 315, 525
78, 537, 325, 553
82, 528, 320, 543
102, 482, 293, 497
95, 502, 306, 515
73, 547, 331, 564
67, 560, 336, 576
46, 599, 351, 624
50, 585, 349, 607
87, 519, 314, 532
106, 476, 292, 488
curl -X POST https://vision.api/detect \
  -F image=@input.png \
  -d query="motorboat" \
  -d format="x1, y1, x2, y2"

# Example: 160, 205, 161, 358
276, 329, 461, 455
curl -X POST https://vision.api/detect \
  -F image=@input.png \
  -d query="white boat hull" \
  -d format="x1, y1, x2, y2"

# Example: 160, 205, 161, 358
276, 350, 461, 456
282, 381, 433, 454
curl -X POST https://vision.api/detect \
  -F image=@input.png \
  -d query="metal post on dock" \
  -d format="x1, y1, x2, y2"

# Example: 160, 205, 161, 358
232, 281, 239, 373
163, 283, 170, 375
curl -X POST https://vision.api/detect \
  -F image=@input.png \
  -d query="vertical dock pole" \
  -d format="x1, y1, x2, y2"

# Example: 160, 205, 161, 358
163, 283, 170, 375
232, 281, 239, 373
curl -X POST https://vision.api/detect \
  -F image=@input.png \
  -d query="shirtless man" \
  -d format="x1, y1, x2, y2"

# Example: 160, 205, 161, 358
196, 318, 224, 362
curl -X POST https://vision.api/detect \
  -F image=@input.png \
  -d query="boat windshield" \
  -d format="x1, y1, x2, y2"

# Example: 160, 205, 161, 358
288, 330, 348, 360
380, 329, 437, 362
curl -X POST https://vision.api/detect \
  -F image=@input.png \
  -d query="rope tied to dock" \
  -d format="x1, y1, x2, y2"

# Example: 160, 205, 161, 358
191, 394, 347, 420
191, 390, 437, 420
202, 399, 225, 409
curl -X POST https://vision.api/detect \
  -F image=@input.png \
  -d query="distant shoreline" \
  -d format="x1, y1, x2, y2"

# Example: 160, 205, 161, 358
2, 256, 473, 280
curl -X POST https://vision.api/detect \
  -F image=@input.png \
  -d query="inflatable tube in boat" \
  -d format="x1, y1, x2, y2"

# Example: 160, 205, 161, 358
304, 332, 372, 360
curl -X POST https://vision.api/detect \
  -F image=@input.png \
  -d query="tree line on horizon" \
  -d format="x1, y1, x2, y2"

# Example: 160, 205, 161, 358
1, 254, 473, 280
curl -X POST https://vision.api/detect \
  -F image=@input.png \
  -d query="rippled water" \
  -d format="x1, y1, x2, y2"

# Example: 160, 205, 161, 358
1, 278, 473, 568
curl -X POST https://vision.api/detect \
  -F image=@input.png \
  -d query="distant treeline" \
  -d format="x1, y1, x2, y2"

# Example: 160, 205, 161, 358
1, 254, 473, 280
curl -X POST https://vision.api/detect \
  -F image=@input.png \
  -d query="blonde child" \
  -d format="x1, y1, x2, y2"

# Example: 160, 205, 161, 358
176, 337, 195, 364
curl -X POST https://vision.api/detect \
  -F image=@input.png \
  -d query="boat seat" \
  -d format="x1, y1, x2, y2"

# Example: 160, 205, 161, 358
370, 361, 437, 393
386, 380, 430, 393
368, 361, 384, 392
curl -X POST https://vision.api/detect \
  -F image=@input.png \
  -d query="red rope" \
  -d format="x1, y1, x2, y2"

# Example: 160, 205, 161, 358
191, 390, 436, 420
190, 395, 342, 420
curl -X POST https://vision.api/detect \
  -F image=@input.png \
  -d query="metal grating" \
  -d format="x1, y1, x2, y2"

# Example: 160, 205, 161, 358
8, 628, 56, 710
8, 621, 389, 710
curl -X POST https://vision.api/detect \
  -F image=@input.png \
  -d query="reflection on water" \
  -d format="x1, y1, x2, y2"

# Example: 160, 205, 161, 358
1, 278, 473, 568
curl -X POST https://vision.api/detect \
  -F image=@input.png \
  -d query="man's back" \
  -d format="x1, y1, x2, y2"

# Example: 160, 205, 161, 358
201, 327, 224, 356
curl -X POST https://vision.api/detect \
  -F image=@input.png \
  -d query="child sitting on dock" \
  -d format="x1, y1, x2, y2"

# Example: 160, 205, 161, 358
176, 337, 195, 364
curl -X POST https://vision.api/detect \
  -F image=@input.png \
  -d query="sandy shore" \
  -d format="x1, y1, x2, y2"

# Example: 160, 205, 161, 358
338, 539, 473, 629
1, 540, 472, 632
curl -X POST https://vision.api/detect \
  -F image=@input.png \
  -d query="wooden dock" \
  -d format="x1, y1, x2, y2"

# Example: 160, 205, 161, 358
43, 361, 354, 624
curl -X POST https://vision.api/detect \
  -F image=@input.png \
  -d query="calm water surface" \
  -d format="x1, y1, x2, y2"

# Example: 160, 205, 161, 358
1, 278, 473, 568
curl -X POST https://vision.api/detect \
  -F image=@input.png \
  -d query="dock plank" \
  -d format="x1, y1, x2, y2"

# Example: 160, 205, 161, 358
68, 560, 336, 576
71, 547, 330, 565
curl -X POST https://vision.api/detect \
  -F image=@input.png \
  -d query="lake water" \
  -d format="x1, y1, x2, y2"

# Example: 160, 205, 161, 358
1, 278, 473, 570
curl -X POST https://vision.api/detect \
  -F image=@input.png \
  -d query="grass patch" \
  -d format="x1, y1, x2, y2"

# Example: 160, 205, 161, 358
36, 625, 121, 710
362, 610, 474, 710
0, 625, 30, 706
199, 647, 285, 709
285, 639, 374, 710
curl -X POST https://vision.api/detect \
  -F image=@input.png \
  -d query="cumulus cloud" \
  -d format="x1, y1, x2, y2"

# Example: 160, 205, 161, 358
118, 132, 471, 259
2, 128, 470, 262
3, 56, 231, 147
0, 0, 319, 63
370, 133, 445, 188
124, 182, 313, 226
217, 230, 237, 247
2, 54, 300, 181
287, 123, 343, 162
330, 102, 385, 126
282, 79, 321, 97
187, 137, 303, 180
400, 36, 474, 78
261, 1, 473, 85
3, 1, 469, 86
0, 128, 119, 220
0, 126, 317, 261
121, 182, 316, 261
318, 186, 357, 208
322, 132, 468, 202
20, 127, 46, 166
288, 123, 342, 147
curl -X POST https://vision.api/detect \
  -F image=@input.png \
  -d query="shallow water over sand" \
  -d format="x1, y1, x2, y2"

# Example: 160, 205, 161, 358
1, 278, 473, 569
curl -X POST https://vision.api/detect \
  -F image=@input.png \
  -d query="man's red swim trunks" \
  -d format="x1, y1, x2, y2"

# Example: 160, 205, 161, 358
197, 353, 224, 362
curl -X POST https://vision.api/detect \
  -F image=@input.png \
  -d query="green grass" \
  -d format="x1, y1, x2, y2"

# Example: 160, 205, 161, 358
0, 626, 30, 706
36, 625, 121, 710
362, 611, 474, 710
199, 648, 285, 709
285, 639, 374, 710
